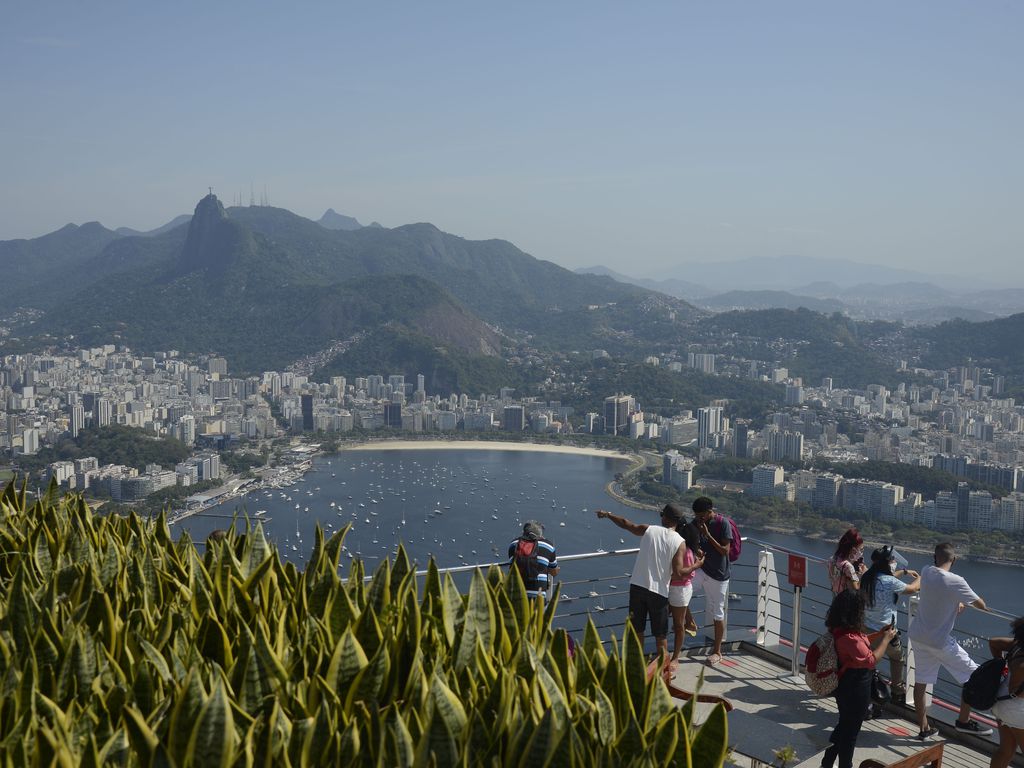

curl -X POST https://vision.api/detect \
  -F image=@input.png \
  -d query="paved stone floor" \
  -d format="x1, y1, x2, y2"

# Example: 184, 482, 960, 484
669, 641, 1021, 768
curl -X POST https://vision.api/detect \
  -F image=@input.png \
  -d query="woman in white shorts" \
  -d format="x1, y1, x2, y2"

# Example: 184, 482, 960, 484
669, 521, 704, 664
989, 617, 1024, 768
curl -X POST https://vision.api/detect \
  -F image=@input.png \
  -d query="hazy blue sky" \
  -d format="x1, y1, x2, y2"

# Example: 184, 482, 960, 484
2, 2, 1021, 280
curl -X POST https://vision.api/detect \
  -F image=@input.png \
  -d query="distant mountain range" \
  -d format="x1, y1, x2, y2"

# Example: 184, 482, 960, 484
1, 196, 697, 377
316, 208, 388, 231
115, 214, 192, 238
576, 262, 1023, 325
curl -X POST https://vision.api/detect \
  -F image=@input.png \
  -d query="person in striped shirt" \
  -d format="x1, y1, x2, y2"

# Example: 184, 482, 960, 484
508, 521, 559, 598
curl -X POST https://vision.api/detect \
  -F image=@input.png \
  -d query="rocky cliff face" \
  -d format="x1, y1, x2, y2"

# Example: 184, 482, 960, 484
178, 194, 253, 277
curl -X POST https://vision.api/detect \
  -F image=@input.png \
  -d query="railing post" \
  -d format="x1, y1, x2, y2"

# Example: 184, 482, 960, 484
790, 586, 802, 676
756, 549, 781, 648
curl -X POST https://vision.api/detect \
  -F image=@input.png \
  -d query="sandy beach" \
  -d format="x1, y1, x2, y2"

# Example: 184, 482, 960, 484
335, 439, 635, 461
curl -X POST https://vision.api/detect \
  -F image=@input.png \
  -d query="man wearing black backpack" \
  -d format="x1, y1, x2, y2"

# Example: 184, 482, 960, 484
508, 521, 559, 599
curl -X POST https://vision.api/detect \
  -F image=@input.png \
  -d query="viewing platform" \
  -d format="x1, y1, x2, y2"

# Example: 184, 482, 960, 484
431, 536, 1024, 768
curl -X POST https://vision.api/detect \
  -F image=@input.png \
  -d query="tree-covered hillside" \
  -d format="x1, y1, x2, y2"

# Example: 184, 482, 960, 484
699, 309, 905, 388
317, 327, 529, 397
14, 425, 190, 474
917, 313, 1024, 376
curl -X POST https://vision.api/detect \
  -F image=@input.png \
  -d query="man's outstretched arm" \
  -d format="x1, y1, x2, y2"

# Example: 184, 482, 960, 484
595, 509, 647, 536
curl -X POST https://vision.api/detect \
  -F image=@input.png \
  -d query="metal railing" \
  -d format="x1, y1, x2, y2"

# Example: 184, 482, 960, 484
410, 536, 1021, 722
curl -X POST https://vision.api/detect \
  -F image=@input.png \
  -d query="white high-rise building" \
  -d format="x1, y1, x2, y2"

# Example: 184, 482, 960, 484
751, 464, 785, 498
697, 406, 722, 449
96, 397, 113, 427
70, 403, 85, 438
22, 428, 39, 455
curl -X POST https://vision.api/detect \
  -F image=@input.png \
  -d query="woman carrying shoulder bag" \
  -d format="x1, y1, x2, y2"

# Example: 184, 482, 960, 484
989, 616, 1024, 768
821, 590, 897, 768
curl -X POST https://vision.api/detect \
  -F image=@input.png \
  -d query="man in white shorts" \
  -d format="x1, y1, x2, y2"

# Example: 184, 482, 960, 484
908, 542, 992, 740
691, 496, 732, 666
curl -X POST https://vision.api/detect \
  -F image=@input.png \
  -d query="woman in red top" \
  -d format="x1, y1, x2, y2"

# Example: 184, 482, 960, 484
821, 590, 897, 768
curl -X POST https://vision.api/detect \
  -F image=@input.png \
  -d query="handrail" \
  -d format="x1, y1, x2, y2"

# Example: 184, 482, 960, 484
407, 547, 640, 578
387, 538, 1019, 628
745, 535, 831, 565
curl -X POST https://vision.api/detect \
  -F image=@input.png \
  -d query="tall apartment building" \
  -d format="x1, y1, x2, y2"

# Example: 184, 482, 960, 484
662, 450, 694, 492
812, 474, 843, 511
841, 479, 904, 521
785, 385, 805, 406
383, 402, 403, 428
934, 491, 959, 530
301, 394, 314, 432
696, 406, 722, 449
208, 357, 228, 377
691, 353, 716, 374
733, 422, 749, 458
766, 427, 804, 462
751, 464, 785, 498
503, 405, 525, 432
604, 395, 635, 436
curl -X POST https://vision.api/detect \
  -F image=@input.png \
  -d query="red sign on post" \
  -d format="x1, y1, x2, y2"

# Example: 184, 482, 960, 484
787, 554, 807, 588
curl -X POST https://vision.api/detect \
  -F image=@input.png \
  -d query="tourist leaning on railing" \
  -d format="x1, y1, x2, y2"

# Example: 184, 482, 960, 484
861, 545, 920, 710
909, 542, 993, 740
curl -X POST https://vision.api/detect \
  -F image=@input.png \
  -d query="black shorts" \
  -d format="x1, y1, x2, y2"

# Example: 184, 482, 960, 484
628, 584, 670, 639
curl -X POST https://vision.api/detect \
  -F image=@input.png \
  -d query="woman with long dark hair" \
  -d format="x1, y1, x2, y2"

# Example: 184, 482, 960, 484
860, 546, 920, 709
669, 520, 704, 664
827, 528, 866, 594
989, 617, 1024, 768
821, 589, 896, 768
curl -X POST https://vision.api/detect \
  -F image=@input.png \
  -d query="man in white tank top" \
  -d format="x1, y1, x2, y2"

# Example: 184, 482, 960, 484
596, 503, 687, 659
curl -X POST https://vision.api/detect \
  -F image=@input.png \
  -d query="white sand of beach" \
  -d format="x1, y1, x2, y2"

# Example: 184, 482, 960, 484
336, 439, 633, 460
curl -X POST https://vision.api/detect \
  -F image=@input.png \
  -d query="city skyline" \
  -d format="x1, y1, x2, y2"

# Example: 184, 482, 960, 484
3, 3, 1022, 282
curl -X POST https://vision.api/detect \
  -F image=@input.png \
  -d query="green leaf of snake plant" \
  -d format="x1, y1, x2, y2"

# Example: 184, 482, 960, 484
387, 709, 415, 768
593, 686, 616, 746
620, 622, 646, 722
652, 710, 683, 767
327, 628, 368, 698
186, 677, 236, 768
167, 668, 207, 765
690, 701, 728, 768
344, 645, 390, 714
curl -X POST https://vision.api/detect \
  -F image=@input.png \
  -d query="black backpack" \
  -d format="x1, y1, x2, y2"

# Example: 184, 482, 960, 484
962, 649, 1024, 710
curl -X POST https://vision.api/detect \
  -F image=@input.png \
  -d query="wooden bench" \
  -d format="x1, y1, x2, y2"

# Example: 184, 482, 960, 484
859, 742, 943, 768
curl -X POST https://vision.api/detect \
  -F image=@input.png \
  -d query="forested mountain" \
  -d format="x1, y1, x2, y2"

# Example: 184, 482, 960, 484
1, 222, 122, 307
4, 194, 699, 374
698, 290, 845, 314
698, 308, 905, 388
916, 313, 1024, 375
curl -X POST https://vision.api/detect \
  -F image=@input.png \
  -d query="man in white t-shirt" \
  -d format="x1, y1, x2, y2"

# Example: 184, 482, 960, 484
908, 542, 992, 740
596, 503, 687, 659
